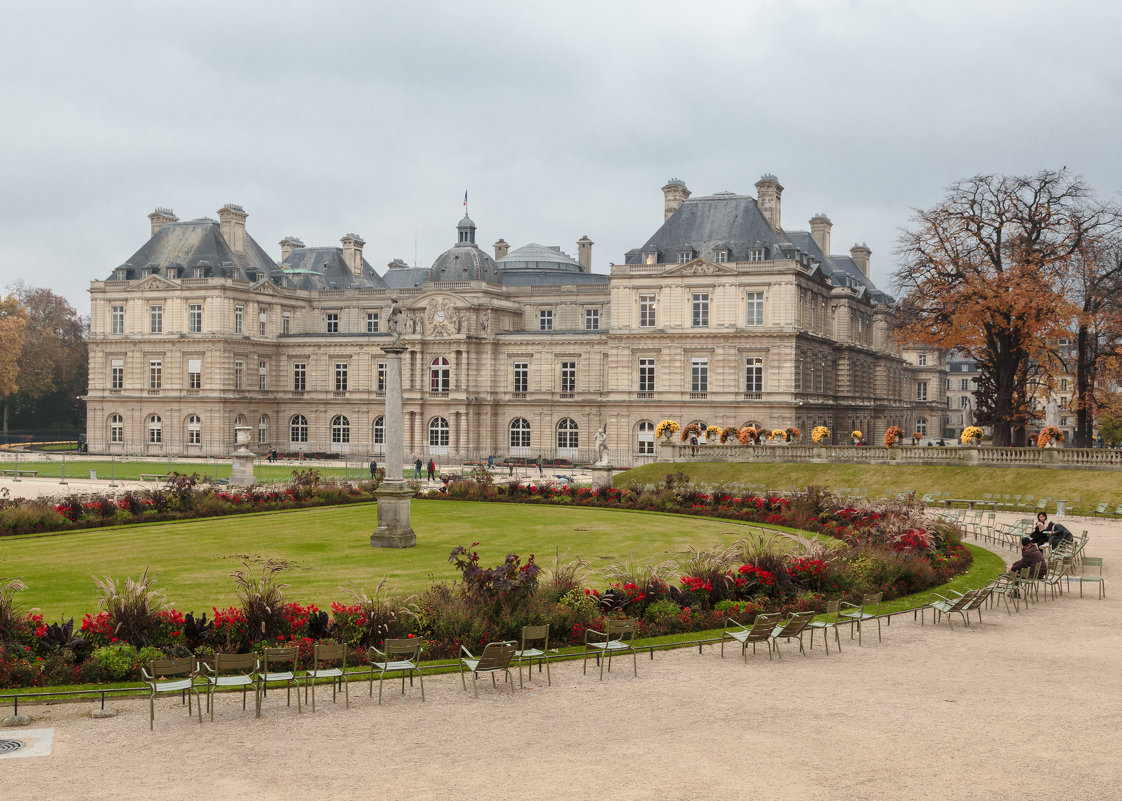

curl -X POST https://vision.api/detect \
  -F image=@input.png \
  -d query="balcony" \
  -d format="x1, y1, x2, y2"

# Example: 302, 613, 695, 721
185, 390, 200, 396
559, 392, 574, 400
635, 391, 654, 400
741, 392, 762, 401
291, 390, 305, 398
511, 392, 527, 400
147, 389, 160, 396
429, 390, 450, 398
332, 390, 347, 398
689, 392, 708, 400
108, 389, 122, 395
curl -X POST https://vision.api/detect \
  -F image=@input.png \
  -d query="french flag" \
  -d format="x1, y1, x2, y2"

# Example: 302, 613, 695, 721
463, 190, 468, 209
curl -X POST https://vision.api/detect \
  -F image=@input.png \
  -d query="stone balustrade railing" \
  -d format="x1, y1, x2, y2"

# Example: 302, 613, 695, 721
658, 441, 1122, 471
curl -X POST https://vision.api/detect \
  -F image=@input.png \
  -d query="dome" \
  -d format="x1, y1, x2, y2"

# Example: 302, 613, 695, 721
429, 214, 501, 283
498, 243, 583, 273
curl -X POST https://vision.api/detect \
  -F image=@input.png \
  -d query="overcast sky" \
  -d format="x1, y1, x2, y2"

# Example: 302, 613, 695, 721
2, 0, 1120, 313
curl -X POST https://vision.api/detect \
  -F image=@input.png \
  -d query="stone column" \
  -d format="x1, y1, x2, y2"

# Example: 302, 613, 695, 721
372, 344, 416, 547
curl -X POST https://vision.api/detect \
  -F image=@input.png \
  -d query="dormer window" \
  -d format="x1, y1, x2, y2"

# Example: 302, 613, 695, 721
749, 248, 765, 262
644, 251, 658, 265
677, 250, 694, 264
714, 250, 728, 263
193, 267, 204, 279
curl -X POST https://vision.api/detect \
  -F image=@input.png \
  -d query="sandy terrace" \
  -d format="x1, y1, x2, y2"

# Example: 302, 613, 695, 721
2, 512, 1120, 801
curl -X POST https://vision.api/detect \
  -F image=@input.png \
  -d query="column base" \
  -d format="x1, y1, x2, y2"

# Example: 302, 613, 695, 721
371, 481, 416, 548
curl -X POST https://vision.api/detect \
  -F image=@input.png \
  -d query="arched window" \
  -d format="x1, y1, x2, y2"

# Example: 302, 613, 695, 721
916, 417, 927, 436
430, 356, 450, 393
372, 416, 385, 446
290, 414, 308, 443
636, 420, 655, 456
509, 417, 531, 451
556, 418, 579, 450
258, 415, 268, 444
234, 414, 247, 428
108, 414, 123, 444
331, 415, 350, 444
147, 414, 162, 444
429, 417, 450, 454
186, 414, 201, 445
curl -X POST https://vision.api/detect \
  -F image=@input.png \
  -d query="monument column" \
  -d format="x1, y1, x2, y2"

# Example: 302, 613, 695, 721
372, 337, 416, 547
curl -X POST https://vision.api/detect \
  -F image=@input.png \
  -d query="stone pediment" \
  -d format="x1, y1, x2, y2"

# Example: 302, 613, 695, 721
662, 258, 736, 277
251, 278, 288, 297
131, 275, 179, 291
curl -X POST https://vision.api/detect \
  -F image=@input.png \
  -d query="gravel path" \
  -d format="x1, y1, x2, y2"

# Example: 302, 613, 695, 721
2, 513, 1119, 800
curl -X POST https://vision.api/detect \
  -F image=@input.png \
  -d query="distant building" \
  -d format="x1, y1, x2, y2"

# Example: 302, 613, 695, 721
85, 178, 939, 464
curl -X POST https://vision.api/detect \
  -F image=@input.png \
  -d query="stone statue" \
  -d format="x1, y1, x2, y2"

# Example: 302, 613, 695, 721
1044, 397, 1060, 428
404, 313, 415, 335
387, 298, 403, 344
594, 426, 609, 465
480, 310, 490, 332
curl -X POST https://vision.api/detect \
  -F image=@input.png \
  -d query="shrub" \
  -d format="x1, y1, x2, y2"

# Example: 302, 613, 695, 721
90, 643, 165, 681
0, 576, 28, 643
332, 579, 419, 649
449, 543, 541, 612
92, 568, 167, 646
231, 559, 288, 640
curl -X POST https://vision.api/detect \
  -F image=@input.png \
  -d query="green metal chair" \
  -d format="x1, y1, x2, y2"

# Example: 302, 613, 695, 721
514, 624, 551, 687
368, 638, 425, 704
583, 618, 639, 679
1093, 502, 1108, 517
303, 642, 350, 711
721, 612, 781, 662
202, 652, 259, 721
921, 588, 978, 628
807, 600, 844, 655
840, 592, 883, 645
460, 640, 518, 695
768, 610, 816, 658
258, 646, 301, 715
142, 656, 202, 730
1065, 556, 1105, 599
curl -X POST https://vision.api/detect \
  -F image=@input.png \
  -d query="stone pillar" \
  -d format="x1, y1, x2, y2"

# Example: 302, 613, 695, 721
230, 426, 256, 486
372, 344, 416, 547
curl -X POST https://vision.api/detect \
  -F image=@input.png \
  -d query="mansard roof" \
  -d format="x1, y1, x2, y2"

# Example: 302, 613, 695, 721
110, 218, 280, 281
280, 247, 387, 290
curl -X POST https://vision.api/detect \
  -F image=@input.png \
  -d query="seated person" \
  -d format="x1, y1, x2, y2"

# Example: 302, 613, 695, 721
1031, 512, 1073, 549
1009, 536, 1048, 578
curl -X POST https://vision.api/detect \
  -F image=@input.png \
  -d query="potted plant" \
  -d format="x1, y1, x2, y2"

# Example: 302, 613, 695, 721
1036, 425, 1064, 449
851, 429, 863, 445
655, 420, 680, 442
719, 426, 739, 444
680, 423, 703, 443
736, 426, 760, 445
704, 425, 722, 444
769, 428, 787, 444
784, 426, 801, 443
961, 426, 983, 446
911, 431, 923, 446
884, 425, 903, 448
811, 425, 831, 445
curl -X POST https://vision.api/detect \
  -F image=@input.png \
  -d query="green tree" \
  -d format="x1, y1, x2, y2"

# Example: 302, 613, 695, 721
0, 295, 29, 434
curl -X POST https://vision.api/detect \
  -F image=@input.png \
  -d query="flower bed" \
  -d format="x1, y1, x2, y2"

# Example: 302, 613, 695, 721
0, 471, 377, 537
0, 477, 971, 688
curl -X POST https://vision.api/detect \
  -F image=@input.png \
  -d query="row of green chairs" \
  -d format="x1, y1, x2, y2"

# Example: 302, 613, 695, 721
721, 593, 884, 663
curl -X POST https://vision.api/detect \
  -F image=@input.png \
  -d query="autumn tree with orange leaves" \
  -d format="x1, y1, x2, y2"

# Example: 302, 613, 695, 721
893, 170, 1118, 447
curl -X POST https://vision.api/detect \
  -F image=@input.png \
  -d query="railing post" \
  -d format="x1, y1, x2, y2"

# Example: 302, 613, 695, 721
59, 453, 68, 485
12, 451, 19, 482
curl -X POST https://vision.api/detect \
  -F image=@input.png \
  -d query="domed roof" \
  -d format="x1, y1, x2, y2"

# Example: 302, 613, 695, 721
498, 243, 583, 273
430, 214, 501, 283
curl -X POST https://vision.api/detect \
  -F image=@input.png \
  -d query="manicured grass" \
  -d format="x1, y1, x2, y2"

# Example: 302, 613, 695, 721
0, 460, 357, 482
0, 501, 786, 620
618, 462, 1122, 509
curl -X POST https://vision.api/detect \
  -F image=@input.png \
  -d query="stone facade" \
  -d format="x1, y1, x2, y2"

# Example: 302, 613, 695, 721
85, 179, 944, 466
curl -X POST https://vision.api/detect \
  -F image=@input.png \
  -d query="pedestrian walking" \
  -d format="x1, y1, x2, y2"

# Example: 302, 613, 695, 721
487, 454, 494, 469
536, 458, 543, 477
427, 459, 436, 481
370, 459, 377, 480
414, 457, 423, 479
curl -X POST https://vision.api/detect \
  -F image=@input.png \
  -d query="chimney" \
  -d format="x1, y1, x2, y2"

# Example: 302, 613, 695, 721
493, 238, 510, 260
341, 233, 366, 277
755, 174, 783, 231
662, 179, 691, 222
850, 243, 872, 278
577, 235, 594, 272
217, 204, 248, 255
148, 207, 178, 236
279, 235, 304, 263
809, 214, 832, 256
387, 258, 409, 270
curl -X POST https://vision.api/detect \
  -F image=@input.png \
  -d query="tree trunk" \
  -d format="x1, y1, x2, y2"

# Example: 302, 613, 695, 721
1075, 324, 1095, 446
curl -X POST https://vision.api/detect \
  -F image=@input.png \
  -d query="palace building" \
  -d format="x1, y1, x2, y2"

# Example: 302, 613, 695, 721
85, 177, 944, 465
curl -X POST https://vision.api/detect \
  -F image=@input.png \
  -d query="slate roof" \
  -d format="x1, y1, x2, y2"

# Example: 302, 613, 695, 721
498, 243, 583, 272
382, 266, 432, 290
280, 247, 387, 290
624, 194, 790, 264
110, 218, 281, 281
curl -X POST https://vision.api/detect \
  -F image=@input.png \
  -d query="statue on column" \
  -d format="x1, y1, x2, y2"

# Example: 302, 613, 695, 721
387, 298, 403, 345
594, 426, 609, 466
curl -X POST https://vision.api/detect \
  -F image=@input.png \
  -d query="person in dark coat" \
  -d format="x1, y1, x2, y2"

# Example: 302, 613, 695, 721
1009, 536, 1048, 578
1031, 512, 1073, 549
414, 458, 423, 479
427, 459, 436, 481
370, 460, 377, 480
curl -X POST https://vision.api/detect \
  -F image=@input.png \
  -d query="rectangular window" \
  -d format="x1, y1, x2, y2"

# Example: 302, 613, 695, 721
293, 362, 306, 392
746, 291, 764, 326
366, 312, 379, 333
677, 251, 692, 263
335, 363, 348, 392
585, 309, 599, 330
234, 306, 243, 335
149, 305, 163, 334
961, 378, 970, 390
282, 313, 291, 335
188, 304, 202, 334
692, 293, 709, 327
513, 362, 528, 394
111, 305, 125, 335
714, 250, 728, 263
257, 361, 267, 391
691, 358, 708, 392
749, 248, 765, 262
188, 358, 201, 390
745, 357, 763, 393
377, 362, 386, 393
234, 360, 244, 390
148, 359, 162, 389
539, 310, 553, 331
111, 359, 124, 390
1060, 378, 1068, 391
259, 310, 267, 336
639, 294, 656, 328
916, 381, 928, 402
960, 396, 969, 408
326, 313, 339, 333
560, 361, 576, 394
918, 354, 927, 366
110, 418, 123, 443
638, 358, 655, 393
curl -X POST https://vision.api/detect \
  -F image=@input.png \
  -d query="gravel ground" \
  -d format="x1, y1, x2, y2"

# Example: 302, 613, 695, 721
1, 514, 1118, 800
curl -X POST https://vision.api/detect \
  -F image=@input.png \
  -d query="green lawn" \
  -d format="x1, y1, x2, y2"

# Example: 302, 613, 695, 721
0, 460, 357, 482
618, 462, 1122, 510
0, 501, 781, 620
